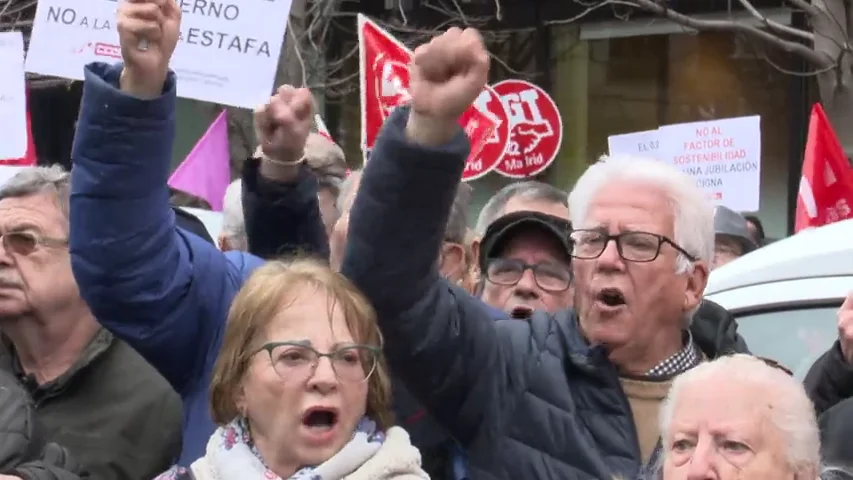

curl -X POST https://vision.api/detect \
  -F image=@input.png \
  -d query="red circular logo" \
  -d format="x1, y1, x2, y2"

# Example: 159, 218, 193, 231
462, 86, 510, 181
491, 80, 563, 178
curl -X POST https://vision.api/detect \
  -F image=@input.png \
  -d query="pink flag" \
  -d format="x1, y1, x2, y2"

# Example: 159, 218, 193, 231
168, 111, 231, 211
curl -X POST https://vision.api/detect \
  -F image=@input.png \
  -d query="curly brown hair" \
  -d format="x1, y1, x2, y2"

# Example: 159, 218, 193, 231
208, 258, 394, 430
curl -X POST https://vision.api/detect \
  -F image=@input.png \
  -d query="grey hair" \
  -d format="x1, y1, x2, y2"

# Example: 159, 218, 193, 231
0, 165, 71, 222
568, 154, 714, 324
658, 354, 821, 477
337, 168, 471, 243
474, 181, 568, 235
221, 179, 247, 251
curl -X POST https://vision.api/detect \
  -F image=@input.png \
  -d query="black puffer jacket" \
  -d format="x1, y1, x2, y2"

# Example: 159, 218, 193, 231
0, 369, 84, 480
341, 107, 749, 480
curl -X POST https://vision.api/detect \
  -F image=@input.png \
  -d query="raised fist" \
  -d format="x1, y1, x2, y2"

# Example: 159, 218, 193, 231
838, 292, 853, 363
254, 85, 314, 164
409, 28, 489, 122
117, 0, 181, 98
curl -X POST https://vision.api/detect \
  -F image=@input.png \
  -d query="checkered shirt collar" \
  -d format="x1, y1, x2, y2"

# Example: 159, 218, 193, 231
645, 329, 701, 379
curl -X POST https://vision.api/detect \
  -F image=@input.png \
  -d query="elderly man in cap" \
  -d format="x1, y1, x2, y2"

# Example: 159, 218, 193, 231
711, 206, 756, 270
477, 210, 573, 316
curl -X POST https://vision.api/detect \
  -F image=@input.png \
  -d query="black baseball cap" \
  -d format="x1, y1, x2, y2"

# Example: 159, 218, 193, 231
478, 210, 572, 272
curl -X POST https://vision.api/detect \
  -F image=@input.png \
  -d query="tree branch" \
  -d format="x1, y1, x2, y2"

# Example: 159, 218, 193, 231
735, 0, 814, 43
628, 0, 834, 68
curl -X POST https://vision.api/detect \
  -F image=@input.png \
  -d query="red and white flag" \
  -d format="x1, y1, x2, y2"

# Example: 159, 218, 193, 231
795, 103, 853, 232
357, 14, 499, 181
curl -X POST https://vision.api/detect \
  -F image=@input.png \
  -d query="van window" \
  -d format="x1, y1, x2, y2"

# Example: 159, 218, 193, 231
735, 306, 838, 379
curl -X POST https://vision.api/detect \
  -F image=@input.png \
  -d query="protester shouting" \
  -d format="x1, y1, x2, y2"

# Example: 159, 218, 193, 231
340, 27, 748, 479
0, 167, 181, 479
154, 259, 428, 480
68, 0, 326, 466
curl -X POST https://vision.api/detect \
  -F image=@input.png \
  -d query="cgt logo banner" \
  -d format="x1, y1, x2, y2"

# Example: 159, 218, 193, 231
492, 79, 563, 178
358, 14, 499, 181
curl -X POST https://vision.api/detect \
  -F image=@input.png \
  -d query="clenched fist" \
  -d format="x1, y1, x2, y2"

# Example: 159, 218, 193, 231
838, 292, 853, 363
254, 85, 314, 164
117, 0, 181, 98
406, 28, 489, 145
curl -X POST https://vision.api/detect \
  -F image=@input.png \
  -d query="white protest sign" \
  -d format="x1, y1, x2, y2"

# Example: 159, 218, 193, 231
25, 0, 294, 109
657, 115, 761, 212
0, 32, 27, 160
607, 130, 663, 161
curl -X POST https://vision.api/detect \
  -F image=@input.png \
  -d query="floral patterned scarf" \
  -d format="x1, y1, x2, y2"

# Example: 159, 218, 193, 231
155, 417, 385, 480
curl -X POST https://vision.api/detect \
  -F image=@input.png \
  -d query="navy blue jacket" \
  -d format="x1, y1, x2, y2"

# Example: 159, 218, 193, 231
341, 107, 748, 479
69, 63, 326, 466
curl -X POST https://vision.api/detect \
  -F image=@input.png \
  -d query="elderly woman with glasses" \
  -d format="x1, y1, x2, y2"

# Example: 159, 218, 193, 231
154, 259, 428, 480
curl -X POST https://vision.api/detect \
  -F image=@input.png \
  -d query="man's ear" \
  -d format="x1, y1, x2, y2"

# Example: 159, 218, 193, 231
471, 237, 481, 265
684, 260, 710, 314
439, 242, 465, 281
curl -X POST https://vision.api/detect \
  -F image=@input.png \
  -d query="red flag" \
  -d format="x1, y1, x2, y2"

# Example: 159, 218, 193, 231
357, 14, 498, 181
795, 103, 853, 232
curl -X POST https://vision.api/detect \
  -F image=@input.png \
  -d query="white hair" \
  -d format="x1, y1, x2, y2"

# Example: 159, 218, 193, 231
568, 155, 715, 275
475, 181, 568, 235
659, 354, 820, 475
221, 179, 247, 251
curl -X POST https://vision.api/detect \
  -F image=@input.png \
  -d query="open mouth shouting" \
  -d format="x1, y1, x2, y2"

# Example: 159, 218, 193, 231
594, 287, 626, 313
300, 406, 340, 445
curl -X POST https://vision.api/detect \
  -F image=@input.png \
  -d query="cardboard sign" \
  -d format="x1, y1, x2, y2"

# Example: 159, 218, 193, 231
607, 115, 761, 211
491, 79, 563, 178
357, 14, 497, 180
0, 32, 27, 161
25, 0, 294, 109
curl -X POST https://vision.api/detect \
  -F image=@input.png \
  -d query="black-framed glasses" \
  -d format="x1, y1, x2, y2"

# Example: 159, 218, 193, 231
485, 258, 572, 293
569, 229, 698, 263
1, 231, 68, 256
257, 341, 380, 383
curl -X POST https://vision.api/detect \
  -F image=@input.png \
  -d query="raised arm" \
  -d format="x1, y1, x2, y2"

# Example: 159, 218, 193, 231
242, 86, 329, 260
341, 29, 516, 445
69, 1, 261, 394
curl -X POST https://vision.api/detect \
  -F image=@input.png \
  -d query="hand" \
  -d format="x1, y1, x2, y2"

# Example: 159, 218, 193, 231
406, 27, 489, 145
838, 292, 853, 363
0, 475, 23, 479
254, 85, 314, 164
117, 0, 181, 98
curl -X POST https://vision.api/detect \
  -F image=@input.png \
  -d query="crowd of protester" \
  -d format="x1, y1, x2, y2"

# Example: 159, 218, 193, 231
1, 1, 852, 479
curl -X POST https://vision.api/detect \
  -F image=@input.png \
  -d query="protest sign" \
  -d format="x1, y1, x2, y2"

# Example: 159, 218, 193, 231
491, 80, 563, 178
658, 116, 760, 211
608, 116, 761, 211
358, 14, 497, 181
467, 86, 510, 181
25, 0, 294, 109
0, 32, 27, 160
607, 130, 662, 161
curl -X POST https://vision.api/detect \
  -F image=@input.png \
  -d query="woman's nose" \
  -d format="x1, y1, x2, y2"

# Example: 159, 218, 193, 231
307, 356, 338, 393
686, 440, 719, 480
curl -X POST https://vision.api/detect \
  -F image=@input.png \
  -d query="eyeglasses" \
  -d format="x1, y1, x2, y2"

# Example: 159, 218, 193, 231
569, 229, 698, 263
1, 231, 68, 256
257, 341, 380, 383
485, 258, 572, 293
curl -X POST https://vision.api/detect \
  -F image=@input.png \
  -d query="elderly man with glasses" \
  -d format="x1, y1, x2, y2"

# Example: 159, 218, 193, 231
340, 27, 750, 480
477, 210, 573, 317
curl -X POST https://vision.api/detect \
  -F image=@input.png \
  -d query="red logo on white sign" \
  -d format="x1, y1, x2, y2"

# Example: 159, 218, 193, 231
358, 14, 497, 178
492, 80, 563, 178
465, 86, 510, 180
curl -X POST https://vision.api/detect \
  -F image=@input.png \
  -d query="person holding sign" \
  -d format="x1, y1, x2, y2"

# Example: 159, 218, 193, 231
68, 0, 328, 468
